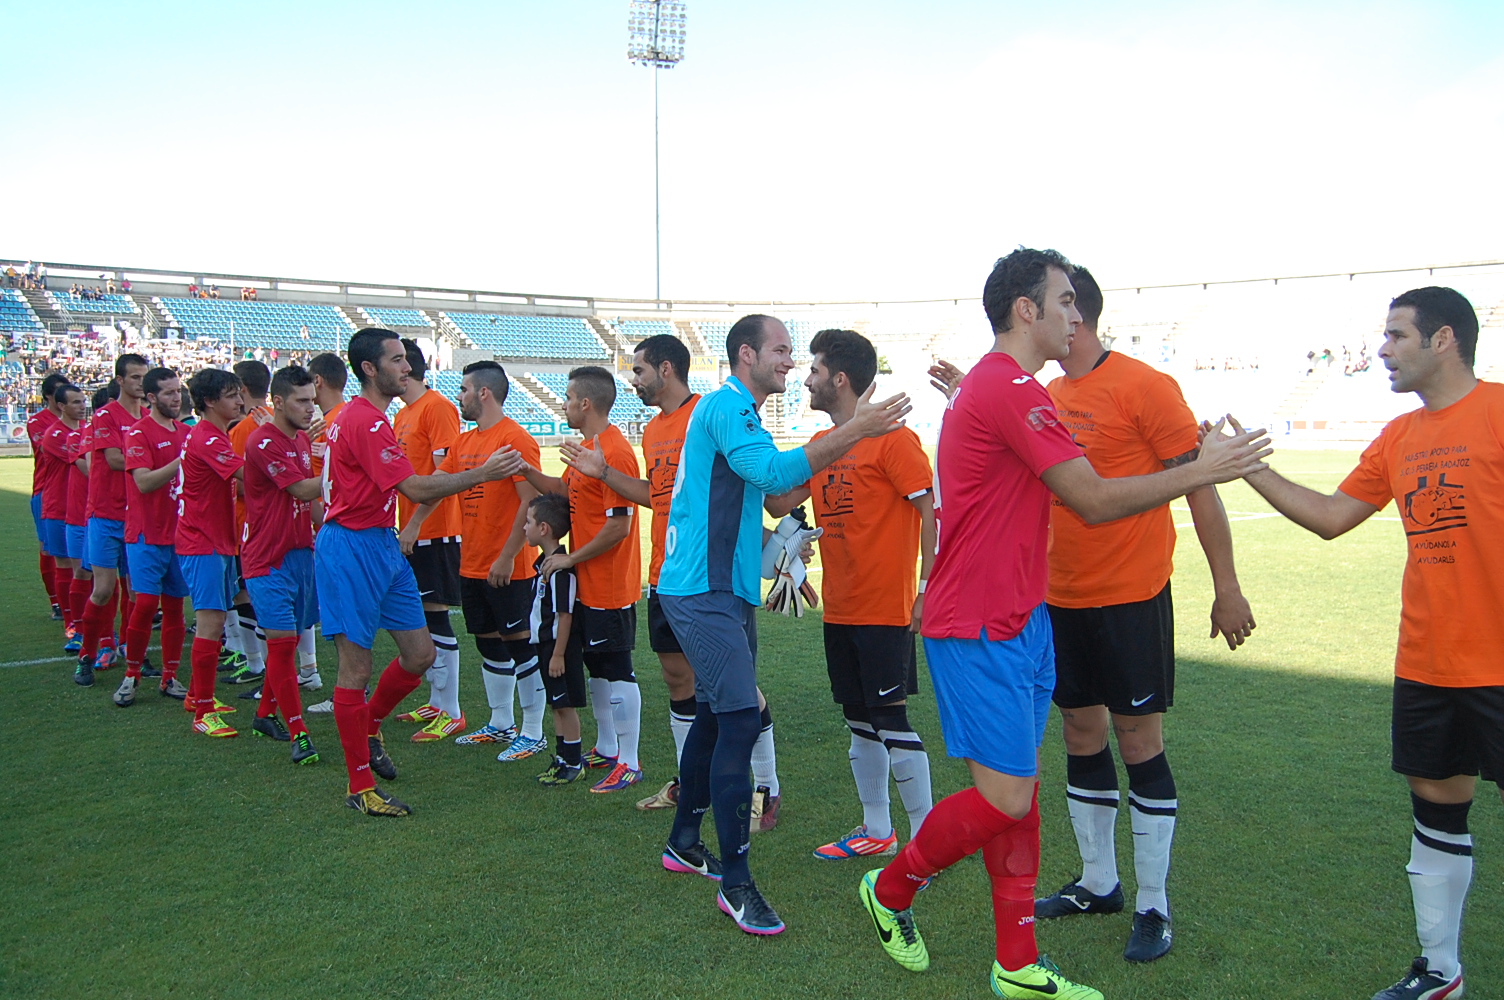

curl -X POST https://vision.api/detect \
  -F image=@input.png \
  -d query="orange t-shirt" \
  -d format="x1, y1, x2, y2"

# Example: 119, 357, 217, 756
563, 424, 642, 609
310, 400, 344, 480
439, 418, 541, 581
230, 404, 272, 551
394, 388, 461, 539
806, 426, 932, 626
641, 394, 699, 586
1339, 380, 1504, 688
1045, 352, 1200, 608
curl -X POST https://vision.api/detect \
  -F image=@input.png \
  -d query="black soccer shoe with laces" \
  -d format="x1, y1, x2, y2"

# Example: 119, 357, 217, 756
1124, 908, 1173, 963
717, 880, 785, 935
369, 734, 398, 780
1035, 878, 1125, 918
1371, 958, 1463, 1000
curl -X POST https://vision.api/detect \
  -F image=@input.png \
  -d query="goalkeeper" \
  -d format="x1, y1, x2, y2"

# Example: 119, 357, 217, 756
766, 329, 936, 863
654, 314, 911, 937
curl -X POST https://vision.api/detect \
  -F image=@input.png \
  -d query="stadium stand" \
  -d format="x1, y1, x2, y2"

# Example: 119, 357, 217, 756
615, 319, 675, 344
427, 369, 557, 426
156, 297, 355, 351
46, 291, 140, 315
527, 371, 654, 426
0, 290, 44, 334
441, 312, 607, 359
361, 306, 433, 329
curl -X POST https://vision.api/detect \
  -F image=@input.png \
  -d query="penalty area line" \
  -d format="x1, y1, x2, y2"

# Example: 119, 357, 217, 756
1, 645, 162, 669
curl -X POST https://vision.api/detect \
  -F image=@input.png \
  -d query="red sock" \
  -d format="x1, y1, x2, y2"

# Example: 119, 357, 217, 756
982, 791, 1041, 971
80, 595, 110, 661
105, 584, 122, 647
68, 577, 91, 633
334, 686, 373, 794
40, 552, 56, 602
54, 568, 75, 627
875, 785, 1028, 912
116, 583, 130, 641
125, 593, 159, 680
366, 658, 424, 736
189, 637, 220, 719
264, 636, 306, 735
160, 597, 186, 682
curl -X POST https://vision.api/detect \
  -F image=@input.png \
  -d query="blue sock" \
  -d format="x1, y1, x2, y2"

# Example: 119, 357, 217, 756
669, 701, 717, 851
709, 705, 762, 887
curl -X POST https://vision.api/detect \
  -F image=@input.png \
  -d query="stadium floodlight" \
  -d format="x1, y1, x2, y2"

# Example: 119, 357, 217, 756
626, 0, 687, 303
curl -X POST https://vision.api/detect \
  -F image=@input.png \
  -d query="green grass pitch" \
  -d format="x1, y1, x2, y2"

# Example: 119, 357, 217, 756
0, 451, 1500, 999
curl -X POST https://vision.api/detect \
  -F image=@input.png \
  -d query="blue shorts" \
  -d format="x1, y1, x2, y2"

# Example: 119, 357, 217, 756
659, 590, 760, 714
180, 553, 238, 612
42, 516, 70, 557
127, 542, 189, 598
315, 523, 425, 649
31, 494, 43, 544
65, 523, 89, 568
245, 548, 318, 633
923, 604, 1055, 779
86, 518, 130, 576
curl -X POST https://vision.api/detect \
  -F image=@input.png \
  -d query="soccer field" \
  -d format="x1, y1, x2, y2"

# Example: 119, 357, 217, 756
1, 451, 1499, 1000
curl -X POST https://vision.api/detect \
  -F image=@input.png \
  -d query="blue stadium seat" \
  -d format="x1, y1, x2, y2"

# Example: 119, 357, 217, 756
0, 290, 44, 334
442, 312, 608, 360
365, 307, 432, 328
157, 297, 355, 352
48, 292, 140, 316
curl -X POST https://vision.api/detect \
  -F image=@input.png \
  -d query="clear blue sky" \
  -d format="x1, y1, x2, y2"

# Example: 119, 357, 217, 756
3, 1, 1501, 301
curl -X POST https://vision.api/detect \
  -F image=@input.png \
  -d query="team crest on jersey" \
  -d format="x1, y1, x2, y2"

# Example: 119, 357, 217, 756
820, 473, 855, 515
126, 445, 146, 459
380, 445, 403, 464
1026, 406, 1059, 431
266, 461, 285, 478
1403, 474, 1466, 536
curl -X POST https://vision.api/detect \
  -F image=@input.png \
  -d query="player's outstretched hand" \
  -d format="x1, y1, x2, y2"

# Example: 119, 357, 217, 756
850, 384, 911, 438
561, 439, 606, 479
481, 446, 527, 481
307, 412, 327, 441
1192, 415, 1272, 484
1209, 590, 1256, 650
928, 359, 963, 400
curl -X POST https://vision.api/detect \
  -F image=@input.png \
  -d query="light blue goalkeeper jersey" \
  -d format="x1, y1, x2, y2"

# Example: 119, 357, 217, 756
656, 376, 813, 606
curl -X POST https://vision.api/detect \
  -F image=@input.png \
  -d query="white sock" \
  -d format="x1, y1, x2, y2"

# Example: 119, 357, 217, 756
1409, 822, 1473, 980
432, 636, 462, 718
888, 746, 932, 837
481, 657, 516, 731
296, 627, 317, 669
1069, 785, 1122, 896
223, 610, 244, 654
589, 677, 619, 757
1129, 792, 1177, 915
847, 718, 892, 840
517, 659, 546, 741
751, 719, 779, 798
670, 706, 695, 770
239, 616, 265, 672
609, 679, 642, 770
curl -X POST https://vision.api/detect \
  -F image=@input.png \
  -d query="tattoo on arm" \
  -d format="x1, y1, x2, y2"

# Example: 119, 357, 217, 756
1162, 447, 1198, 469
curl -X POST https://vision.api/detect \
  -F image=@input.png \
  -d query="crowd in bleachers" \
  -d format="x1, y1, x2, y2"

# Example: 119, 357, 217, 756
2, 260, 48, 290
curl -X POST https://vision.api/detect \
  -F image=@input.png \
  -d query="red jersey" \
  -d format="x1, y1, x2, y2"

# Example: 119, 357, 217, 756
87, 400, 140, 522
124, 414, 189, 545
38, 419, 75, 520
65, 422, 91, 527
27, 408, 57, 495
322, 395, 415, 531
241, 422, 314, 578
174, 421, 244, 557
922, 352, 1081, 641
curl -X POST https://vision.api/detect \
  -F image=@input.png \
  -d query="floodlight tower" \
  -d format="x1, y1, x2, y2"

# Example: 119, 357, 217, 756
627, 0, 686, 303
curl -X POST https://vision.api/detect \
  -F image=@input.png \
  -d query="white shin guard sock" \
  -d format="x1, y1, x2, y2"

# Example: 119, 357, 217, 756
223, 610, 244, 654
589, 677, 619, 757
751, 722, 779, 797
888, 746, 932, 837
669, 709, 695, 771
1129, 793, 1177, 915
609, 679, 642, 770
517, 662, 546, 741
432, 639, 462, 718
480, 658, 516, 731
296, 627, 318, 670
847, 719, 893, 840
1068, 786, 1122, 897
1409, 823, 1473, 980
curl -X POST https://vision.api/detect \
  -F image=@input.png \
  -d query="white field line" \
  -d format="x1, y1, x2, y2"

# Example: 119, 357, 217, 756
1, 644, 161, 669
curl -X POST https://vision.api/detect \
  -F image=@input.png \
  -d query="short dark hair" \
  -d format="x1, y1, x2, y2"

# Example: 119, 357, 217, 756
307, 352, 348, 391
401, 338, 427, 381
91, 384, 114, 410
809, 328, 878, 395
461, 360, 510, 404
40, 372, 68, 401
348, 328, 399, 387
270, 364, 314, 400
726, 314, 774, 366
529, 492, 571, 540
1390, 286, 1479, 367
233, 359, 271, 398
567, 365, 617, 412
635, 334, 690, 384
143, 367, 178, 397
982, 248, 1075, 334
188, 367, 243, 412
1071, 265, 1104, 329
115, 353, 149, 377
56, 383, 83, 406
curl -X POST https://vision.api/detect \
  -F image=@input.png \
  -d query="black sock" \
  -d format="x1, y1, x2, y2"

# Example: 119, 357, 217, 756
709, 705, 762, 887
559, 738, 581, 767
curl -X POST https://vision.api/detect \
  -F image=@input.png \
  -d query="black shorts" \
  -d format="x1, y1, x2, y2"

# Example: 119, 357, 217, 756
647, 590, 682, 654
1047, 582, 1174, 716
1392, 677, 1504, 784
824, 622, 918, 707
577, 604, 637, 653
459, 576, 533, 636
408, 538, 462, 607
538, 631, 587, 709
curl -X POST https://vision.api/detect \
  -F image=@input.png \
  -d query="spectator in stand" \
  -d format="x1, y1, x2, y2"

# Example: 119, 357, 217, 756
188, 284, 199, 299
209, 285, 220, 299
121, 278, 131, 293
37, 264, 47, 290
106, 277, 117, 295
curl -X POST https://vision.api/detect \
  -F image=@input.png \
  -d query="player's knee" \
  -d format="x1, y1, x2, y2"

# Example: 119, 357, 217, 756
403, 645, 436, 674
1112, 714, 1164, 764
1060, 705, 1110, 754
